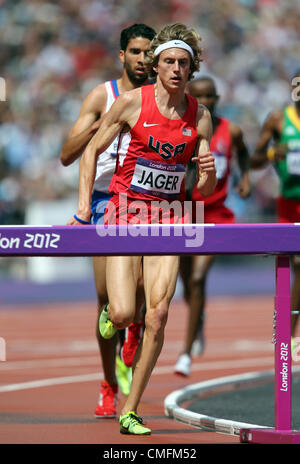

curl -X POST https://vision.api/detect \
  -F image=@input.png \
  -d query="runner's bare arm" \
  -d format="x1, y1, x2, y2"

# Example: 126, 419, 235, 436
251, 110, 283, 168
72, 91, 141, 223
230, 123, 251, 198
60, 85, 107, 166
192, 106, 217, 196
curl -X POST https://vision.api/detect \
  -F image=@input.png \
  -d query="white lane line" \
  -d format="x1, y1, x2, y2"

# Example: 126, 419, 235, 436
0, 355, 275, 393
0, 373, 103, 393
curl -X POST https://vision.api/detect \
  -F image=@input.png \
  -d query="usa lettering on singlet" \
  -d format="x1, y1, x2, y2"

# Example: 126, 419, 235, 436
93, 80, 130, 193
109, 84, 199, 202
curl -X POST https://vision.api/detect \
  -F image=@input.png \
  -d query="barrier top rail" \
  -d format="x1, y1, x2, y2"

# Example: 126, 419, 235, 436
0, 223, 299, 256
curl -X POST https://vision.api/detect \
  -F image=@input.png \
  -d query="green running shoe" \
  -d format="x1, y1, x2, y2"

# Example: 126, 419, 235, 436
99, 304, 117, 339
291, 336, 295, 355
119, 411, 151, 435
116, 355, 132, 396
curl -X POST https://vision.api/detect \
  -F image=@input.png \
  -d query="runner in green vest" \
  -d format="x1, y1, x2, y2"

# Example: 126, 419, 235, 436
251, 69, 300, 351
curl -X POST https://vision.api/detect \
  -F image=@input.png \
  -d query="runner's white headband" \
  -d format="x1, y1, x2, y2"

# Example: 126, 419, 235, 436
154, 40, 194, 58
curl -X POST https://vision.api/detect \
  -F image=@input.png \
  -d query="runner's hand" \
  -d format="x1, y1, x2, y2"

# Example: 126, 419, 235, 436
192, 151, 216, 190
235, 176, 251, 198
273, 144, 288, 161
67, 212, 91, 225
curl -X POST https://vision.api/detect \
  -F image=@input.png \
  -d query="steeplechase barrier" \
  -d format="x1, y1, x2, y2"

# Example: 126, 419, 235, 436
0, 223, 300, 444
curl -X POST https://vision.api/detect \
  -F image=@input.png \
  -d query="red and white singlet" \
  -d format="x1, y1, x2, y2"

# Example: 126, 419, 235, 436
93, 80, 131, 193
107, 84, 198, 224
191, 116, 235, 224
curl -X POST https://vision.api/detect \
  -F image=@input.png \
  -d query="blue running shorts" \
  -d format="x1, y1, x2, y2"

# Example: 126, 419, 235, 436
90, 191, 112, 225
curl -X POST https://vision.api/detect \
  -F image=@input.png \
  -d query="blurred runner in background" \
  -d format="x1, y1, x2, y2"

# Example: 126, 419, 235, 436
251, 69, 300, 353
175, 76, 251, 376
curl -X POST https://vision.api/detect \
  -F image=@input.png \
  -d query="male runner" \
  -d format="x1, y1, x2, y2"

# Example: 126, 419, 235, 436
174, 76, 251, 376
61, 24, 156, 417
72, 23, 216, 434
251, 69, 300, 350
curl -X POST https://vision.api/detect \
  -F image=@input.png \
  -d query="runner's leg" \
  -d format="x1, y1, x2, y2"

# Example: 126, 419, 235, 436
183, 254, 215, 355
93, 256, 118, 385
120, 255, 179, 414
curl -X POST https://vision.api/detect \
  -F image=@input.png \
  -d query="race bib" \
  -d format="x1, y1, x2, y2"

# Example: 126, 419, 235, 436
214, 153, 228, 180
130, 157, 185, 199
286, 151, 300, 176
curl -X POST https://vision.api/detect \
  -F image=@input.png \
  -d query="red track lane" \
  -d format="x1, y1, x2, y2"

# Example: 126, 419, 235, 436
0, 294, 297, 444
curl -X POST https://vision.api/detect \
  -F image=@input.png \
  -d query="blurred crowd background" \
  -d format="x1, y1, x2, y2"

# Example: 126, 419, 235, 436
0, 0, 299, 281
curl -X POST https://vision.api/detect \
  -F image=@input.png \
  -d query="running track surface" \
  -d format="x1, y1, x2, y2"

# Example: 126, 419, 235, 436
1, 294, 299, 445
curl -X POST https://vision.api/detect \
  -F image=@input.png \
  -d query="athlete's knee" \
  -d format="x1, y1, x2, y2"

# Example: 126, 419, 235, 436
190, 270, 206, 289
109, 302, 134, 330
145, 300, 169, 336
189, 257, 214, 289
